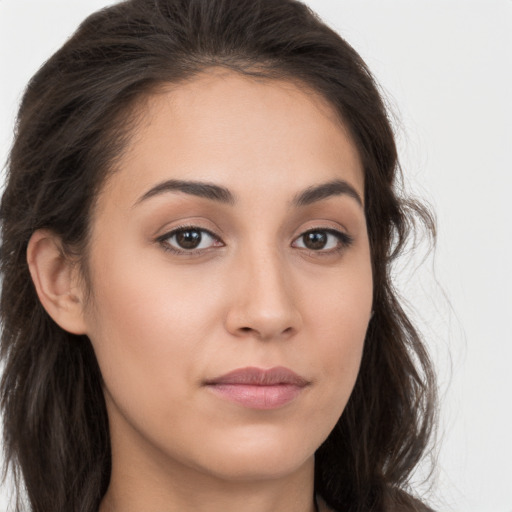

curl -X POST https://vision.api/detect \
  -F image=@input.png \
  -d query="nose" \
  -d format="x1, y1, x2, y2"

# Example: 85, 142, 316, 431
224, 248, 302, 341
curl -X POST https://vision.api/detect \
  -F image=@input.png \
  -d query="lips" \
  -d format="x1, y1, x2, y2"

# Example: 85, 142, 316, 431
204, 366, 309, 410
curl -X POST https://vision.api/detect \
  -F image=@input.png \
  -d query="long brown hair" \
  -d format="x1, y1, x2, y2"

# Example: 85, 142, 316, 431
0, 1, 437, 511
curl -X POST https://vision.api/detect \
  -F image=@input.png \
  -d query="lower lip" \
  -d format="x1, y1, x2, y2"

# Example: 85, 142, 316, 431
206, 384, 304, 410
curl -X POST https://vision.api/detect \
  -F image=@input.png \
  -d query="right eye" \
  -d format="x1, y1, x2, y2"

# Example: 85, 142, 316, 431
158, 227, 223, 254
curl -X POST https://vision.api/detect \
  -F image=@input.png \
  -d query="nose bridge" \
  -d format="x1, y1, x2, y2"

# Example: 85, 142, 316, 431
249, 244, 290, 305
226, 238, 301, 339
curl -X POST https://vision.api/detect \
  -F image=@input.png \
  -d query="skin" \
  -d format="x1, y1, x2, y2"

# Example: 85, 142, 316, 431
29, 69, 373, 512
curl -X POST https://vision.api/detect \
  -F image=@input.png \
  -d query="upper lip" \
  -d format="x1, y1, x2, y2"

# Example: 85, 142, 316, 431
204, 366, 309, 387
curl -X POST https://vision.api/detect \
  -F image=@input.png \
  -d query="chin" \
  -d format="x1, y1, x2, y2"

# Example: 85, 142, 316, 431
188, 425, 318, 481
204, 453, 313, 482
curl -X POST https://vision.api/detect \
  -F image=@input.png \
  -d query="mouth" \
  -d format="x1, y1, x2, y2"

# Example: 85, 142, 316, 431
203, 366, 310, 410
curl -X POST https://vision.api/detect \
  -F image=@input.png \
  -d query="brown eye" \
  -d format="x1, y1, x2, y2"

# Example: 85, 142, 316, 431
159, 227, 222, 252
292, 228, 353, 252
303, 231, 328, 250
175, 229, 202, 249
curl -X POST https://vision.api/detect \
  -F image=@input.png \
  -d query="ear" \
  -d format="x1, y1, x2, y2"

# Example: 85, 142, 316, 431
27, 229, 87, 335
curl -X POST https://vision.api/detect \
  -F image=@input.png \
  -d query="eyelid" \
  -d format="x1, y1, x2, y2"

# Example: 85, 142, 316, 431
291, 227, 354, 253
156, 225, 224, 254
154, 223, 354, 257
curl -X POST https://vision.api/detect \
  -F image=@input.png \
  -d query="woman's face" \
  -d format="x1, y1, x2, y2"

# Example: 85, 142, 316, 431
81, 70, 372, 483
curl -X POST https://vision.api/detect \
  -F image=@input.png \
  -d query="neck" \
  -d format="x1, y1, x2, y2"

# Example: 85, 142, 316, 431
99, 424, 317, 512
100, 461, 317, 512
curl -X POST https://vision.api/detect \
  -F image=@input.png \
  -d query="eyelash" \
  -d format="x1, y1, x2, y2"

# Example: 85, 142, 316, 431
156, 225, 222, 255
292, 228, 354, 256
156, 225, 354, 256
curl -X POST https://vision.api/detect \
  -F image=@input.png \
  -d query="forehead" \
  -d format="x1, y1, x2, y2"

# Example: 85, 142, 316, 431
99, 69, 364, 211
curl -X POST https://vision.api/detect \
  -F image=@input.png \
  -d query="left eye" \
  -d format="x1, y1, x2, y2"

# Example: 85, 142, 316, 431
160, 227, 221, 251
292, 229, 351, 251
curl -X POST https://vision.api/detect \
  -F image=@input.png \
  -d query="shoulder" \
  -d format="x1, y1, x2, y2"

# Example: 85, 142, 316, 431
316, 495, 337, 512
316, 492, 434, 512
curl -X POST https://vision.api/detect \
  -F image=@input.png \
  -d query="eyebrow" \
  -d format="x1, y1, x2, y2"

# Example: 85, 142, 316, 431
134, 178, 363, 208
292, 179, 363, 208
134, 179, 235, 206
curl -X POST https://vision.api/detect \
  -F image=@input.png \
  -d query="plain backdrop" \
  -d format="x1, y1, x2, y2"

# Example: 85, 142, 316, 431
1, 1, 511, 511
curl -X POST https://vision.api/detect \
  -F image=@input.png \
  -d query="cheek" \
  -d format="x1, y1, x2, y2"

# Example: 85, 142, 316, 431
302, 254, 372, 403
82, 245, 225, 407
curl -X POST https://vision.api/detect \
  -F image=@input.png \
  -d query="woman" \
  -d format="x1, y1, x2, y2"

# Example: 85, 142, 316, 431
0, 0, 437, 511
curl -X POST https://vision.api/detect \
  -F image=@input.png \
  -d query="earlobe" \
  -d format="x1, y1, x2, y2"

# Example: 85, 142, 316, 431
27, 229, 87, 335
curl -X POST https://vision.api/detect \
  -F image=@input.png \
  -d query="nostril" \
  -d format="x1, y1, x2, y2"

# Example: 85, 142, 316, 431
237, 325, 294, 338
